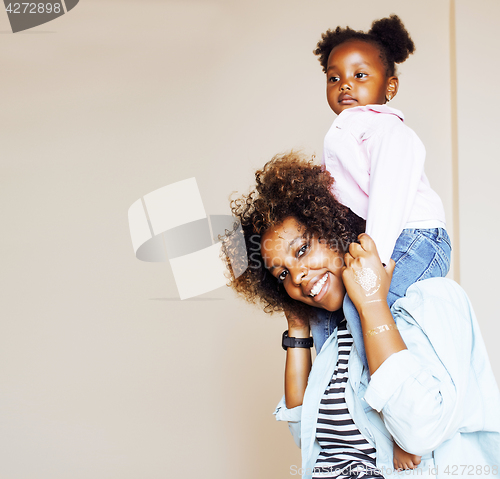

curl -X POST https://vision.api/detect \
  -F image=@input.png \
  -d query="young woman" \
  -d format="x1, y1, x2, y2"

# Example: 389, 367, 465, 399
225, 152, 500, 478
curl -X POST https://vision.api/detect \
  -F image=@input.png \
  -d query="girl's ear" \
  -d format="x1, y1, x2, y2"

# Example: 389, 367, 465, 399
385, 77, 399, 102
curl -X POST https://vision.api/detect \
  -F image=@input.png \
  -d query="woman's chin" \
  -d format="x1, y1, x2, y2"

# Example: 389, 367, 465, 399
308, 274, 344, 311
313, 300, 343, 312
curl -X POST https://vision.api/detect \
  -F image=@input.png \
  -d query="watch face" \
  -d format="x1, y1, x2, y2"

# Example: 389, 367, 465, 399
282, 330, 290, 350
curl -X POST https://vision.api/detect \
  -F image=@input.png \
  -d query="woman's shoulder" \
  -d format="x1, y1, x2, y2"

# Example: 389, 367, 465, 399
392, 278, 473, 330
404, 277, 467, 302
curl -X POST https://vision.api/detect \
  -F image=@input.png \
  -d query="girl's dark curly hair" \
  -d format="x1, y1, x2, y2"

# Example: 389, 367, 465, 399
223, 152, 365, 319
314, 15, 415, 77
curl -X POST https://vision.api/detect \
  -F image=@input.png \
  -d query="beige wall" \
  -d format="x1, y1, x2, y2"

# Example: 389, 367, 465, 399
0, 1, 497, 478
454, 0, 500, 385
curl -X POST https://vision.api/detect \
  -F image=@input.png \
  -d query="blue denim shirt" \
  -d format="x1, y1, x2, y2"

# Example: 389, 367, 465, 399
311, 228, 452, 367
274, 279, 500, 478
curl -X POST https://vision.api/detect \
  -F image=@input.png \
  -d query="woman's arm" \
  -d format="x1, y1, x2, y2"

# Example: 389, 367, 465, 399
358, 300, 406, 375
342, 235, 499, 456
284, 313, 312, 409
343, 234, 407, 375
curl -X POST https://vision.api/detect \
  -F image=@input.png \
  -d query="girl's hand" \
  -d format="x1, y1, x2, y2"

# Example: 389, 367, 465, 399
342, 234, 395, 313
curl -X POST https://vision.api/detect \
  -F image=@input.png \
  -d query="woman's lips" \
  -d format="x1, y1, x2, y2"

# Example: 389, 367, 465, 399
309, 273, 328, 297
311, 273, 330, 303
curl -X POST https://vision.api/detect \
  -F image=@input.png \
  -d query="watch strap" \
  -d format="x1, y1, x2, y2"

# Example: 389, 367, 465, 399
282, 330, 313, 350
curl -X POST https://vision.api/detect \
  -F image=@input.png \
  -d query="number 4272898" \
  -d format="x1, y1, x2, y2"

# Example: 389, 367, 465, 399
6, 3, 62, 14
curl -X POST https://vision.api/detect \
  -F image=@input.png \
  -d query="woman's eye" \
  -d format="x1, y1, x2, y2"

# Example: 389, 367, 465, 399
355, 72, 367, 79
278, 270, 288, 282
297, 243, 309, 258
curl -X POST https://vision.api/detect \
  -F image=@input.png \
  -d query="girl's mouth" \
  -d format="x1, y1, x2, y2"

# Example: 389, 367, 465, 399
339, 94, 356, 105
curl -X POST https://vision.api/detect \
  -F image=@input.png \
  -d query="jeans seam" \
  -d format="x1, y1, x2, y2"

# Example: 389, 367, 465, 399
393, 234, 424, 266
420, 234, 451, 271
396, 231, 451, 271
417, 253, 441, 281
403, 228, 451, 245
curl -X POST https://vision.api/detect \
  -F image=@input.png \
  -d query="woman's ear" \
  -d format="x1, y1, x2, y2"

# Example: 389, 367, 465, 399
385, 77, 399, 102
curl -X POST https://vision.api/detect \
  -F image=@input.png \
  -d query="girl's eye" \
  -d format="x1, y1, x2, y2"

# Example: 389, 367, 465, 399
297, 243, 309, 258
355, 72, 367, 79
278, 270, 288, 283
328, 76, 339, 83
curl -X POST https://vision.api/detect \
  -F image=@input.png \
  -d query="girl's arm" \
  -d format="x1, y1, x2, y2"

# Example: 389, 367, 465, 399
364, 114, 427, 265
284, 313, 312, 408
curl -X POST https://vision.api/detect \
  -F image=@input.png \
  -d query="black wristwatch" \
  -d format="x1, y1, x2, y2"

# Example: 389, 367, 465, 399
282, 330, 314, 350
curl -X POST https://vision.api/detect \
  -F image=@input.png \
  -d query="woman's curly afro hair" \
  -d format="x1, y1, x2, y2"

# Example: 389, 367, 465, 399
314, 15, 415, 77
223, 152, 365, 319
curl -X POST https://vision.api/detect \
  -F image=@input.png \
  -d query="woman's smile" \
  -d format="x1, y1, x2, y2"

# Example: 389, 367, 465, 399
309, 272, 328, 297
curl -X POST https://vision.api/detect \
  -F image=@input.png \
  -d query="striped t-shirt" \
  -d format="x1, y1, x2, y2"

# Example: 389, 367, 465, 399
312, 320, 384, 479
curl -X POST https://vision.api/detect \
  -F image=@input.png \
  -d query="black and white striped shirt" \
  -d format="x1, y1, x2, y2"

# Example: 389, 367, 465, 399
312, 320, 383, 479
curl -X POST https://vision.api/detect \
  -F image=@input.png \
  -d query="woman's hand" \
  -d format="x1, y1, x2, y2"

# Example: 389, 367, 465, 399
284, 310, 310, 337
283, 310, 311, 409
343, 234, 406, 375
342, 234, 395, 315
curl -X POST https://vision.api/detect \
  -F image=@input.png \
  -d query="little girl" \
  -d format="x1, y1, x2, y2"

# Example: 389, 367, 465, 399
312, 15, 451, 471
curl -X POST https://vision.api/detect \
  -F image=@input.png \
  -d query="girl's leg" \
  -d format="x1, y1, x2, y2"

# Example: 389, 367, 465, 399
345, 228, 452, 370
387, 228, 451, 307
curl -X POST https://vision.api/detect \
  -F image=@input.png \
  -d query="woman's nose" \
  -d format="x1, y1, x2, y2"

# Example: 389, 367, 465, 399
289, 266, 307, 286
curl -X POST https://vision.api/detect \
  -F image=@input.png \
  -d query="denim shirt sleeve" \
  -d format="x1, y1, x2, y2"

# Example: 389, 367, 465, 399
364, 278, 487, 456
274, 395, 302, 448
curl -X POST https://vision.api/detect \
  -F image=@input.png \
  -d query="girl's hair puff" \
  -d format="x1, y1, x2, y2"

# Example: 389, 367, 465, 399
223, 152, 365, 319
314, 15, 415, 77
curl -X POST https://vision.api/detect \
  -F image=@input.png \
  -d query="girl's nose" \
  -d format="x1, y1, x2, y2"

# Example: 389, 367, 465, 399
340, 82, 351, 91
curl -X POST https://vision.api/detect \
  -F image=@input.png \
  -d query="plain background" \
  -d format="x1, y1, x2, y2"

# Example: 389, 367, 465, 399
0, 0, 498, 478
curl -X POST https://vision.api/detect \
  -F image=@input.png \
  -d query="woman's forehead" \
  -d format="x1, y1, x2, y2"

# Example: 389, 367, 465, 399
262, 218, 304, 246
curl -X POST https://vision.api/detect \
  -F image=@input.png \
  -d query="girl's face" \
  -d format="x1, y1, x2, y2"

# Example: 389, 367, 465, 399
326, 40, 398, 115
261, 217, 346, 311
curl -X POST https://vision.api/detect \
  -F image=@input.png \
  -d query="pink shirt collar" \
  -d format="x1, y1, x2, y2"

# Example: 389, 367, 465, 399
335, 104, 405, 123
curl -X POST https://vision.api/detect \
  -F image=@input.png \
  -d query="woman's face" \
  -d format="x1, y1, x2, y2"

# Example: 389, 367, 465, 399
261, 217, 346, 311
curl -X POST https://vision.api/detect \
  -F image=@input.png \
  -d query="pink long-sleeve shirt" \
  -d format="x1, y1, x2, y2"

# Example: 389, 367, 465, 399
323, 104, 446, 265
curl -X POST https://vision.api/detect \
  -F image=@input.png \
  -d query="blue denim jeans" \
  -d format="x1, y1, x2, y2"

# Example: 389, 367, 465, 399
310, 228, 452, 369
